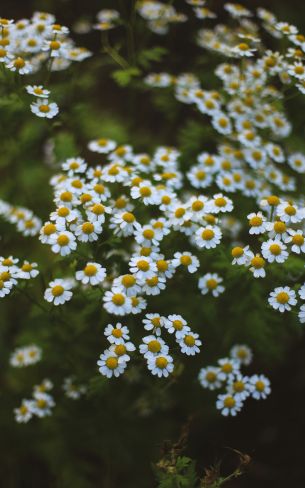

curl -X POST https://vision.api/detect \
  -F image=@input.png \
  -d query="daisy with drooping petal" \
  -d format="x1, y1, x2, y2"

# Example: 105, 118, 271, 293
231, 246, 252, 265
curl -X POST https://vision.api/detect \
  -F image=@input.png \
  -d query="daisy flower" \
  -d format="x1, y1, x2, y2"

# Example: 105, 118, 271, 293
198, 366, 222, 390
218, 358, 240, 381
230, 344, 253, 365
249, 374, 271, 399
139, 335, 169, 359
103, 288, 132, 316
75, 262, 106, 286
172, 252, 199, 273
75, 221, 103, 242
231, 246, 252, 265
50, 231, 77, 256
261, 239, 288, 263
14, 401, 33, 423
198, 273, 225, 297
195, 225, 222, 249
216, 393, 243, 416
268, 286, 297, 312
97, 351, 127, 378
178, 331, 201, 356
147, 353, 174, 378
249, 254, 266, 278
104, 323, 130, 344
143, 313, 166, 336
31, 99, 59, 118
17, 261, 39, 279
44, 278, 74, 306
227, 374, 251, 401
248, 212, 267, 235
26, 85, 50, 98
129, 255, 157, 280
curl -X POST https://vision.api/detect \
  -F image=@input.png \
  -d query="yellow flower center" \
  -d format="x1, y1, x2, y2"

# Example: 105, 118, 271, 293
292, 234, 304, 246
180, 255, 192, 266
39, 105, 50, 113
143, 229, 154, 240
250, 216, 262, 226
57, 207, 70, 217
140, 187, 152, 197
192, 200, 204, 212
52, 285, 64, 297
214, 197, 226, 207
276, 292, 289, 304
122, 212, 135, 223
206, 371, 216, 382
232, 247, 244, 258
269, 244, 281, 255
157, 260, 168, 272
201, 229, 214, 240
255, 380, 265, 392
184, 335, 195, 346
106, 357, 118, 369
122, 275, 136, 287
84, 264, 97, 276
21, 263, 33, 272
112, 294, 125, 306
82, 222, 94, 234
206, 279, 217, 290
14, 57, 25, 68
114, 344, 126, 356
156, 357, 168, 369
285, 205, 296, 216
43, 223, 56, 235
148, 340, 161, 353
57, 235, 69, 246
251, 256, 265, 268
224, 396, 236, 408
137, 260, 149, 271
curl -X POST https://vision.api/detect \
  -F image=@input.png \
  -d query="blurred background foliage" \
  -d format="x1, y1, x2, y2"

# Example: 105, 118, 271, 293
1, 0, 305, 487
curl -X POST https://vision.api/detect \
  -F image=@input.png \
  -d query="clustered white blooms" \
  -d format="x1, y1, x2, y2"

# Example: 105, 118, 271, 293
10, 345, 42, 367
14, 379, 55, 423
0, 256, 39, 299
136, 0, 187, 35
199, 345, 271, 416
0, 14, 91, 118
0, 199, 42, 236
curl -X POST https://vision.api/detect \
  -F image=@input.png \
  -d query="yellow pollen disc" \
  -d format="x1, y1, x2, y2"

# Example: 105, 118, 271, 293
131, 297, 139, 306
295, 66, 304, 74
224, 396, 235, 408
82, 222, 94, 234
250, 216, 263, 227
122, 275, 136, 287
52, 285, 64, 297
143, 229, 154, 240
175, 208, 185, 218
285, 205, 296, 216
39, 105, 50, 113
232, 247, 244, 258
115, 147, 126, 156
60, 191, 72, 202
2, 258, 13, 266
238, 43, 249, 51
156, 357, 168, 369
292, 234, 304, 245
161, 196, 171, 205
233, 381, 245, 392
202, 229, 214, 240
139, 187, 152, 197
94, 184, 105, 194
222, 363, 232, 373
151, 317, 161, 327
57, 207, 70, 217
267, 195, 279, 206
112, 294, 125, 306
21, 263, 33, 272
43, 223, 56, 235
98, 138, 107, 146
205, 100, 215, 109
80, 194, 92, 204
137, 260, 149, 271
215, 197, 226, 207
276, 292, 289, 304
72, 179, 82, 189
146, 276, 158, 286
148, 340, 161, 353
14, 57, 25, 68
157, 260, 168, 272
140, 247, 151, 256
173, 320, 183, 330
274, 221, 286, 233
269, 244, 281, 255
91, 204, 105, 215
112, 328, 123, 338
196, 170, 206, 180
255, 380, 265, 392
0, 271, 10, 281
84, 264, 97, 276
206, 279, 217, 289
180, 255, 192, 266
106, 357, 118, 369
34, 87, 43, 95
206, 371, 216, 382
57, 235, 69, 246
114, 344, 126, 356
19, 405, 28, 415
108, 166, 119, 176
184, 335, 195, 346
122, 212, 135, 223
36, 399, 47, 409
192, 201, 204, 211
251, 256, 265, 268
50, 40, 60, 50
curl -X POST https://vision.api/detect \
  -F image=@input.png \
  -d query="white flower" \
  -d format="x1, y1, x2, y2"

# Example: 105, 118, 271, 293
178, 331, 201, 356
142, 275, 166, 295
195, 225, 222, 249
44, 278, 74, 306
230, 344, 253, 365
164, 314, 189, 338
209, 194, 233, 214
231, 246, 252, 265
97, 350, 127, 378
31, 392, 55, 417
227, 374, 251, 401
112, 274, 141, 296
75, 262, 106, 285
147, 353, 174, 378
198, 273, 224, 297
198, 366, 222, 390
143, 313, 166, 336
130, 181, 158, 205
6, 57, 32, 74
284, 230, 305, 254
268, 286, 297, 313
129, 255, 157, 280
172, 252, 199, 273
261, 239, 288, 263
139, 335, 169, 359
75, 220, 103, 242
26, 85, 50, 98
14, 400, 33, 423
103, 288, 132, 315
249, 374, 271, 399
88, 138, 117, 153
218, 358, 240, 381
276, 202, 303, 224
50, 231, 77, 256
31, 99, 59, 118
17, 261, 39, 279
216, 393, 243, 416
248, 212, 267, 235
104, 323, 130, 344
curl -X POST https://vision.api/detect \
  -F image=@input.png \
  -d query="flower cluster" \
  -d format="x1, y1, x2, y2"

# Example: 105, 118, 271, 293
0, 256, 39, 299
199, 345, 271, 416
136, 0, 187, 35
10, 345, 42, 367
14, 379, 55, 423
0, 13, 91, 118
0, 199, 42, 236
98, 314, 201, 379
